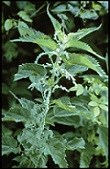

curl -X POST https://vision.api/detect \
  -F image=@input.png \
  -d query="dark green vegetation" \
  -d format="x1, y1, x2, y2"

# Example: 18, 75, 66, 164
2, 1, 108, 168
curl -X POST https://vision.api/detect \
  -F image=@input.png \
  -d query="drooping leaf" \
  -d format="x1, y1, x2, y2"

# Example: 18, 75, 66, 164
2, 135, 20, 155
80, 143, 95, 168
97, 126, 108, 158
14, 63, 46, 81
62, 53, 106, 77
3, 106, 31, 123
45, 136, 68, 168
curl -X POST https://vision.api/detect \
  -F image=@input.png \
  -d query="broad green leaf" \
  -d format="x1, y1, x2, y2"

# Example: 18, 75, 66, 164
53, 97, 76, 112
14, 63, 46, 81
90, 94, 99, 102
93, 106, 100, 117
67, 65, 88, 75
69, 84, 84, 96
80, 143, 95, 168
66, 137, 85, 151
67, 25, 101, 41
76, 84, 84, 96
18, 11, 32, 22
97, 126, 108, 158
18, 20, 29, 36
51, 4, 67, 13
54, 106, 76, 117
88, 101, 98, 107
54, 116, 82, 128
17, 128, 39, 146
3, 106, 31, 123
65, 40, 105, 60
99, 104, 108, 111
4, 19, 13, 31
2, 125, 13, 136
79, 9, 98, 20
62, 53, 106, 77
18, 98, 35, 111
11, 28, 58, 51
45, 136, 68, 168
2, 135, 20, 155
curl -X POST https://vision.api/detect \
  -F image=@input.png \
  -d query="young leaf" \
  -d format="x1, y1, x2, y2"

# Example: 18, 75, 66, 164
47, 4, 66, 42
88, 101, 98, 107
67, 25, 101, 41
47, 5, 61, 32
14, 63, 46, 81
62, 53, 106, 77
18, 11, 32, 22
93, 106, 100, 117
18, 20, 29, 37
4, 19, 13, 31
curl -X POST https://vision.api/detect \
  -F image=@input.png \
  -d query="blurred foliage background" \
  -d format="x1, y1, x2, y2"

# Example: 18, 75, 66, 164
2, 1, 108, 168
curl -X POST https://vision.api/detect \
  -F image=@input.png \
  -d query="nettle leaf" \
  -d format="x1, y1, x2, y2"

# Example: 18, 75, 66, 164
14, 63, 46, 81
3, 106, 30, 123
53, 97, 76, 112
79, 9, 99, 20
2, 125, 13, 136
2, 135, 20, 155
4, 19, 13, 31
67, 64, 88, 76
47, 5, 66, 42
18, 98, 35, 111
11, 27, 58, 51
67, 25, 101, 41
97, 126, 108, 158
18, 11, 32, 22
45, 136, 68, 168
54, 116, 81, 128
65, 40, 104, 60
18, 20, 29, 37
62, 53, 106, 77
66, 137, 85, 151
69, 84, 84, 96
80, 143, 95, 168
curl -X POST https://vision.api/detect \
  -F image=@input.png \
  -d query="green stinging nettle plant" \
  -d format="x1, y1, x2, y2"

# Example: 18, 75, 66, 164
2, 5, 108, 168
